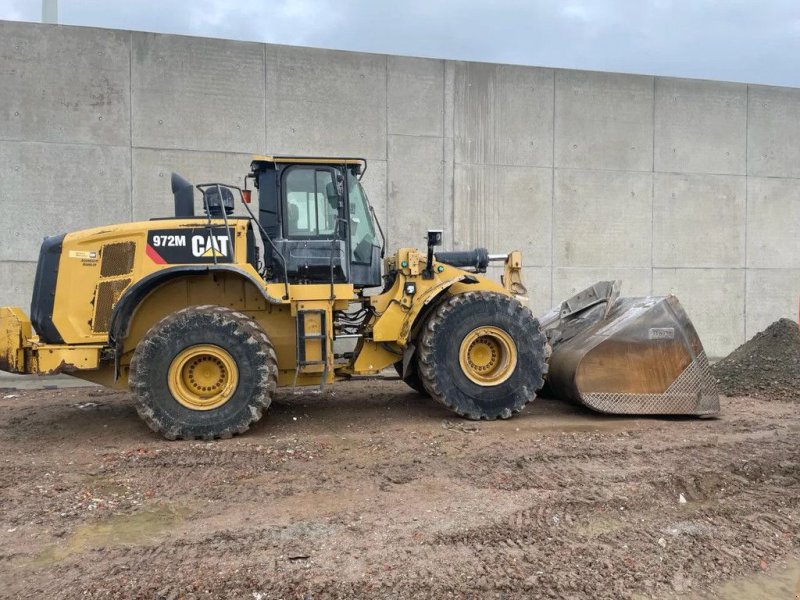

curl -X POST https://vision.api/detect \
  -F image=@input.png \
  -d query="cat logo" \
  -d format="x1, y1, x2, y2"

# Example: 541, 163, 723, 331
192, 235, 230, 258
146, 227, 235, 264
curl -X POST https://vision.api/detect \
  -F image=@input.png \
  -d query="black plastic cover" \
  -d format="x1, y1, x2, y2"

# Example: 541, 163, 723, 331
202, 186, 235, 217
30, 234, 65, 343
434, 248, 490, 272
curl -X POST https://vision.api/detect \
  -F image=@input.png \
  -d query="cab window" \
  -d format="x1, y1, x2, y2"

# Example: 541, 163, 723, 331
347, 173, 377, 264
284, 168, 339, 238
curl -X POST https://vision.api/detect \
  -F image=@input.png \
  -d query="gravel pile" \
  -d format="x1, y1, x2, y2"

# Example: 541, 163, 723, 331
712, 318, 800, 401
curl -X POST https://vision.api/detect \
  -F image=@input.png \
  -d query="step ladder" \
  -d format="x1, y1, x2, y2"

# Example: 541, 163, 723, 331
294, 309, 329, 386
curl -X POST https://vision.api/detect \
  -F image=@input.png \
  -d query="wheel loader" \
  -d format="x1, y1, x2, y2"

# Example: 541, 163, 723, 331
0, 156, 718, 439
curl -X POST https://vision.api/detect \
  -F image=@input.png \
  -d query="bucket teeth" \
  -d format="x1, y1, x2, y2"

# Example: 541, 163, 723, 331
578, 351, 720, 415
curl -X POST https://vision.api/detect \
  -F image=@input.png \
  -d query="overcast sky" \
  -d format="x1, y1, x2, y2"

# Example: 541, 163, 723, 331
2, 0, 799, 87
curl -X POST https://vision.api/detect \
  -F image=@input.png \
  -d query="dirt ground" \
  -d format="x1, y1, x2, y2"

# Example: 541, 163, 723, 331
0, 379, 798, 599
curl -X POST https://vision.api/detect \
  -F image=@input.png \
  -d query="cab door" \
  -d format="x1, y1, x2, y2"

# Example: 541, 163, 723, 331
278, 165, 349, 283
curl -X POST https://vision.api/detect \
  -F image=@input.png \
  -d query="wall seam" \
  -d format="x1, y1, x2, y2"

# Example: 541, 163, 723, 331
385, 54, 390, 249
441, 60, 447, 249
128, 30, 134, 222
450, 63, 456, 248
621, 266, 752, 271
268, 44, 269, 152
440, 61, 446, 243
651, 76, 656, 294
124, 146, 264, 157
744, 84, 750, 340
550, 69, 556, 306
390, 132, 444, 140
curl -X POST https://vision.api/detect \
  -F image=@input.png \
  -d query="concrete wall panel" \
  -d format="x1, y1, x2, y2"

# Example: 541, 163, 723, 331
746, 177, 800, 269
522, 266, 553, 316
748, 85, 800, 178
388, 56, 444, 137
1, 21, 799, 357
131, 149, 254, 220
653, 268, 745, 358
654, 78, 746, 175
653, 173, 746, 268
453, 164, 551, 265
0, 22, 130, 146
746, 269, 800, 339
360, 159, 388, 228
387, 135, 444, 249
553, 267, 652, 301
554, 169, 652, 267
265, 45, 386, 159
454, 62, 553, 167
0, 261, 37, 311
555, 70, 653, 171
266, 98, 386, 159
486, 265, 552, 315
131, 32, 265, 153
0, 141, 131, 262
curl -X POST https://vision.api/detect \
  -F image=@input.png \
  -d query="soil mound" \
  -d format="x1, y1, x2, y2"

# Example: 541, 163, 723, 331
712, 318, 800, 400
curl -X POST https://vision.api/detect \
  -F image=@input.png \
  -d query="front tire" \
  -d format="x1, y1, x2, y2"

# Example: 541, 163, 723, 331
417, 292, 546, 420
129, 305, 277, 440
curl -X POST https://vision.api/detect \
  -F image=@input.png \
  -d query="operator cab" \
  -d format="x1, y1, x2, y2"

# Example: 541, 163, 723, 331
248, 156, 383, 289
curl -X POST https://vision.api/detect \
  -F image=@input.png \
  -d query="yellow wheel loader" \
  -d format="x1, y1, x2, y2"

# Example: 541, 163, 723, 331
0, 156, 718, 440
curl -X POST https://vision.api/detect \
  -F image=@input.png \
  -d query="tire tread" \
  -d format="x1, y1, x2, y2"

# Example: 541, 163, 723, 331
129, 306, 277, 440
417, 291, 546, 420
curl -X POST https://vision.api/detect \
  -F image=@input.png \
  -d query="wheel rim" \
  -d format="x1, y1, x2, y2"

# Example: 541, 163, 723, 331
458, 326, 518, 386
168, 344, 239, 411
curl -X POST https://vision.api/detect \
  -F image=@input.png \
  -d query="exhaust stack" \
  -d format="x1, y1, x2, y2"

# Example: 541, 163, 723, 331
171, 173, 195, 218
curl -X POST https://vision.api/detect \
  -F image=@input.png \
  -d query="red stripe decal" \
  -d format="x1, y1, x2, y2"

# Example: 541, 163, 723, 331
146, 244, 166, 264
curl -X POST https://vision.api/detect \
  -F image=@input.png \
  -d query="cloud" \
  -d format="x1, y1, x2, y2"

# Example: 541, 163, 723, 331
0, 0, 30, 21
1, 0, 799, 86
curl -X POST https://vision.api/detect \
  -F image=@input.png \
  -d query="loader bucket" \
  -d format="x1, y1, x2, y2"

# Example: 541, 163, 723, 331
539, 281, 720, 416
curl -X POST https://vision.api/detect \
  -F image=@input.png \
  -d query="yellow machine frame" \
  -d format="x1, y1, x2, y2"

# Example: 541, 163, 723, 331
0, 215, 525, 391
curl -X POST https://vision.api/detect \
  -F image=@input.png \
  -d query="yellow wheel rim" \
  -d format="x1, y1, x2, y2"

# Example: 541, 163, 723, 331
167, 344, 239, 411
458, 326, 518, 386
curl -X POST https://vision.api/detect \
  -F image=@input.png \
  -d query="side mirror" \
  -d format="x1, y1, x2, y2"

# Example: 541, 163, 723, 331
335, 171, 345, 197
427, 230, 443, 247
325, 181, 342, 210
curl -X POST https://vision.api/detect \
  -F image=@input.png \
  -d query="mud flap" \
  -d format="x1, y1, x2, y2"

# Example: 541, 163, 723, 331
540, 282, 720, 416
401, 343, 416, 379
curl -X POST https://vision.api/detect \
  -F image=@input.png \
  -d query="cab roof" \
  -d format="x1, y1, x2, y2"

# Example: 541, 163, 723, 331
251, 155, 366, 174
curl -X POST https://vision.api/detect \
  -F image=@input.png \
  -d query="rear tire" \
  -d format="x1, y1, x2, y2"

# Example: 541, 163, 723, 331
417, 292, 546, 420
129, 305, 277, 440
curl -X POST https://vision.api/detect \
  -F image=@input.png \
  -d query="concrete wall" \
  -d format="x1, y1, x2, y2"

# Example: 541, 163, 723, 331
1, 20, 799, 358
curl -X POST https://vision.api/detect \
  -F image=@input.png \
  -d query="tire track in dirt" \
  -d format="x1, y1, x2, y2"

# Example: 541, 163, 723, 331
0, 386, 798, 599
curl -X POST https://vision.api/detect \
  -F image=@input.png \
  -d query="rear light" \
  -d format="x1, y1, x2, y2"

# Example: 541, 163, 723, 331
242, 190, 252, 204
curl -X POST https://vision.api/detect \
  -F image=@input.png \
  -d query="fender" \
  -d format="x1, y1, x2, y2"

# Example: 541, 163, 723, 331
372, 273, 482, 346
108, 265, 280, 347
397, 274, 476, 345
